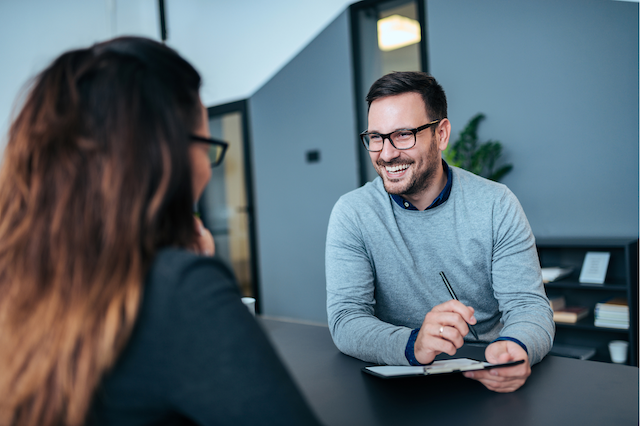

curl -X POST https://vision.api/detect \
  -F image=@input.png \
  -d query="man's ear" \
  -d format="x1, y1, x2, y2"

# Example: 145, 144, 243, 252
437, 118, 451, 151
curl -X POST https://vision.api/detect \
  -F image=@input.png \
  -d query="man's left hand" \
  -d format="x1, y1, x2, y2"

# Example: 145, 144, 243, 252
462, 340, 530, 393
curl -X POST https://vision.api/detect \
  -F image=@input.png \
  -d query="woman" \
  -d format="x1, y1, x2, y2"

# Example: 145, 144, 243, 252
0, 37, 320, 426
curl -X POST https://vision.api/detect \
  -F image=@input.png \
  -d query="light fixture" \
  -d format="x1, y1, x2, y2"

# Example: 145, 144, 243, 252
377, 14, 421, 52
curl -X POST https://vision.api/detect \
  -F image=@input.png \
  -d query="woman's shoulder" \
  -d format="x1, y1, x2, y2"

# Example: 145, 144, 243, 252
142, 247, 240, 318
148, 247, 235, 288
91, 248, 257, 422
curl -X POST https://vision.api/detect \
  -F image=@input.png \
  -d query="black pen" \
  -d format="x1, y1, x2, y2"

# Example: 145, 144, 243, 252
439, 271, 479, 340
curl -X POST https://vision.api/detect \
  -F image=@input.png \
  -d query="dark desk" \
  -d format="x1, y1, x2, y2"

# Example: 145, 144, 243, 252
260, 317, 639, 426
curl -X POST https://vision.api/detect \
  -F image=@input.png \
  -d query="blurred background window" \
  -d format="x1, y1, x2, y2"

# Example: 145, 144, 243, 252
351, 0, 427, 184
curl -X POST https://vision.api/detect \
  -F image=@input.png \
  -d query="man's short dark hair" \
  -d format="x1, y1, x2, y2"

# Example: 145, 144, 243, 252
365, 71, 448, 122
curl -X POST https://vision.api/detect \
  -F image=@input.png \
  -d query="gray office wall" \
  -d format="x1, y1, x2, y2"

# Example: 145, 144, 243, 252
249, 10, 358, 323
427, 0, 639, 238
249, 0, 638, 323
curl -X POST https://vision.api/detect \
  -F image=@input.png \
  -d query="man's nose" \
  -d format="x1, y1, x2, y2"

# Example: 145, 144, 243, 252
379, 136, 400, 161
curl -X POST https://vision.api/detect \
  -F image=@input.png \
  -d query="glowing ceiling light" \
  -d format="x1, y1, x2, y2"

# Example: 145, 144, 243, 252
377, 14, 421, 52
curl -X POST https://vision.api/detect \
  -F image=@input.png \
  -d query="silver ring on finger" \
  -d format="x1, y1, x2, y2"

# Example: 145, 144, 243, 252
439, 326, 444, 336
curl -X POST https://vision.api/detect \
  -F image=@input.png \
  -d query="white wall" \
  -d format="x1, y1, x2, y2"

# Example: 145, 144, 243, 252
0, 0, 353, 151
166, 0, 354, 108
0, 0, 158, 149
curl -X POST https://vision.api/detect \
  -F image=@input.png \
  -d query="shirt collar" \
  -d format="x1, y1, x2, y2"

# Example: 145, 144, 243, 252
390, 160, 452, 211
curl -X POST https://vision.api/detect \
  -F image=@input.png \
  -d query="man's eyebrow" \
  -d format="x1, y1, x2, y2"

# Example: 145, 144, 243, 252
366, 127, 413, 134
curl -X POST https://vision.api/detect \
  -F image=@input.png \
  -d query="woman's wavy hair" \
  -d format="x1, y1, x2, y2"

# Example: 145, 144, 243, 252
0, 36, 202, 425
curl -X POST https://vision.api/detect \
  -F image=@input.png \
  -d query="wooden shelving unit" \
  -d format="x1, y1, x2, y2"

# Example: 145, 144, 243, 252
536, 238, 638, 366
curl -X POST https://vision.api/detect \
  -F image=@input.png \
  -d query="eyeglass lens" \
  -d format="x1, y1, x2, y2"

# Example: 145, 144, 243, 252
364, 130, 415, 151
208, 144, 225, 167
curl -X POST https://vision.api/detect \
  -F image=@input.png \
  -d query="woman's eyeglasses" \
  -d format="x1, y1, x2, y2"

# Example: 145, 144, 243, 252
189, 134, 228, 167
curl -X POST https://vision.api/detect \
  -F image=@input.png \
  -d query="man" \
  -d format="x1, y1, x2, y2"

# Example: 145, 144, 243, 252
325, 71, 554, 393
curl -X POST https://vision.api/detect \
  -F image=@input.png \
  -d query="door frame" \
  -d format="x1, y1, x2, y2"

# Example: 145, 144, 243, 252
206, 100, 261, 312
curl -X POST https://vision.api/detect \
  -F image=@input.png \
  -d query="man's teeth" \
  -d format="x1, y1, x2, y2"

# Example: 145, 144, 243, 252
385, 164, 409, 173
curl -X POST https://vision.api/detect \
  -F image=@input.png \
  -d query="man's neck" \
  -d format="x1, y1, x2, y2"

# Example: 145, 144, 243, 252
402, 162, 447, 211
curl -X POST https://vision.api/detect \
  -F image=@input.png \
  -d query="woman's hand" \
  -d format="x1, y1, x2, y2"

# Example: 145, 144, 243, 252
192, 216, 215, 256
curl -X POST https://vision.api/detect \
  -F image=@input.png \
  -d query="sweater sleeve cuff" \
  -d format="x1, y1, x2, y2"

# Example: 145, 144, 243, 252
405, 328, 426, 366
492, 336, 528, 354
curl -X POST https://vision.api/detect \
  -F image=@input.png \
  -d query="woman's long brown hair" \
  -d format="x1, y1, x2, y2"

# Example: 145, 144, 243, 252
0, 37, 202, 425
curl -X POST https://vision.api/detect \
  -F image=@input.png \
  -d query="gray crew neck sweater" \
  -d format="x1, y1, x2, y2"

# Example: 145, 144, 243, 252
326, 166, 554, 366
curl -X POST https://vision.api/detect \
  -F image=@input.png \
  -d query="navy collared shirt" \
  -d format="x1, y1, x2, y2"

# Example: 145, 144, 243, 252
390, 160, 453, 211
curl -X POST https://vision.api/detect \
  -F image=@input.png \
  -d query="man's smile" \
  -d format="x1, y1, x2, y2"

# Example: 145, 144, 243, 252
384, 163, 410, 174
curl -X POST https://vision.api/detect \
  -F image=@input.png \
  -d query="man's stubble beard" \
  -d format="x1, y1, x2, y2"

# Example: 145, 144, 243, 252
377, 137, 441, 198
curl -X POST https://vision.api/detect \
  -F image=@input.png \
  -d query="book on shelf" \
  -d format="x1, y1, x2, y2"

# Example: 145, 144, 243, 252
549, 343, 596, 360
548, 295, 566, 311
594, 318, 629, 329
541, 267, 574, 283
553, 306, 589, 323
595, 297, 628, 312
595, 297, 629, 329
595, 310, 629, 321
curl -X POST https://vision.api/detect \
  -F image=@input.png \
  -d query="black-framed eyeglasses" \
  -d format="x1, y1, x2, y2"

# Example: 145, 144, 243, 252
360, 119, 442, 152
189, 134, 228, 167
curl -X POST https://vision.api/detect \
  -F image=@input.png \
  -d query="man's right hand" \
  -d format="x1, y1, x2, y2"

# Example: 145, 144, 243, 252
413, 300, 477, 365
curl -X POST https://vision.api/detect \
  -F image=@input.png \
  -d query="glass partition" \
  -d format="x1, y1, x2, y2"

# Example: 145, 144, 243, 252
198, 101, 258, 303
351, 0, 427, 184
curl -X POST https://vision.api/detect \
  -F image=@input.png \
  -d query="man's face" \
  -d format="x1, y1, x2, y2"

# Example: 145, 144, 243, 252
367, 92, 447, 198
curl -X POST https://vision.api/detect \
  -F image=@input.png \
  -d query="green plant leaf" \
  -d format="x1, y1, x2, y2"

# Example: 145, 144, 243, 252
489, 165, 513, 182
445, 113, 512, 182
